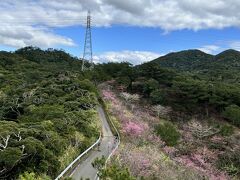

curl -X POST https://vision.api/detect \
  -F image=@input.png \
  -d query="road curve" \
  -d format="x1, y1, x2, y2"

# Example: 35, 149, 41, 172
70, 106, 116, 180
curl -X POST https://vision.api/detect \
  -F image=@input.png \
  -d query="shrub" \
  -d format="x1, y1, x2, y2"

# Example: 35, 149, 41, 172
222, 105, 240, 127
208, 142, 226, 151
150, 89, 167, 105
19, 172, 38, 180
101, 164, 135, 180
143, 78, 159, 96
123, 121, 146, 137
116, 76, 131, 88
19, 172, 51, 180
92, 156, 105, 170
154, 122, 180, 146
92, 157, 135, 180
217, 149, 240, 176
220, 125, 234, 136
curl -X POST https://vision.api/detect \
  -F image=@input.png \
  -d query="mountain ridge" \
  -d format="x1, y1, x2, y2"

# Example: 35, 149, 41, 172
150, 49, 240, 62
149, 49, 240, 72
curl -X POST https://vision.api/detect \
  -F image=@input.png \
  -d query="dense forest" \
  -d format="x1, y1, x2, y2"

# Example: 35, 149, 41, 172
0, 47, 100, 179
151, 49, 240, 83
1, 47, 240, 179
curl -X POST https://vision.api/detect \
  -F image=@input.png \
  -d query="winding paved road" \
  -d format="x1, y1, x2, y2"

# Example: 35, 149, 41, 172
70, 107, 116, 180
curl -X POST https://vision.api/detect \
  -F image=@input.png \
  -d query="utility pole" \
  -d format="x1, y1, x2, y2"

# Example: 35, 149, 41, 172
81, 10, 93, 71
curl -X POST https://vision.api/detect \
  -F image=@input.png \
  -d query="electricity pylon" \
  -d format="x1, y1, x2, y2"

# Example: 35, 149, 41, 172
81, 10, 93, 71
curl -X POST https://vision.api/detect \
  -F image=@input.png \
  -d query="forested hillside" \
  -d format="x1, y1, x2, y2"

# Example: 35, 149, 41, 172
151, 49, 240, 83
97, 53, 240, 178
0, 47, 99, 179
97, 60, 240, 126
1, 46, 240, 179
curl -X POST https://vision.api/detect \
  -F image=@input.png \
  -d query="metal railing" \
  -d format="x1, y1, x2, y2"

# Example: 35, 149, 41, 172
55, 134, 101, 180
55, 104, 120, 180
94, 105, 121, 180
105, 112, 120, 165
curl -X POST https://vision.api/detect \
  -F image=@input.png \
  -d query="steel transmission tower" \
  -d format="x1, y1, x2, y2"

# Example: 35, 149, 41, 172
81, 10, 93, 71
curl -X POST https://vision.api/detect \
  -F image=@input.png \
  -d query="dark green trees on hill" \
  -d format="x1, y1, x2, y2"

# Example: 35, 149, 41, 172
0, 47, 99, 179
151, 49, 240, 83
152, 49, 214, 71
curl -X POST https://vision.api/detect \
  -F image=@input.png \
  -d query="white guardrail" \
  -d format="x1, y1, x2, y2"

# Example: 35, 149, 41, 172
94, 106, 121, 180
105, 112, 120, 165
55, 134, 101, 180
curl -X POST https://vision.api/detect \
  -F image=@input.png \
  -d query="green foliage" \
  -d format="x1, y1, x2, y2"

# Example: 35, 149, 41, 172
0, 47, 99, 179
143, 78, 159, 96
151, 49, 240, 83
0, 147, 22, 168
92, 156, 106, 170
94, 62, 135, 90
222, 105, 240, 127
150, 89, 167, 105
220, 125, 234, 136
136, 63, 176, 86
116, 76, 131, 88
27, 105, 64, 121
124, 60, 240, 127
79, 79, 98, 94
154, 122, 180, 146
217, 149, 240, 176
151, 49, 213, 71
19, 171, 51, 180
101, 164, 135, 180
19, 172, 40, 180
92, 157, 135, 180
2, 46, 240, 179
63, 178, 73, 180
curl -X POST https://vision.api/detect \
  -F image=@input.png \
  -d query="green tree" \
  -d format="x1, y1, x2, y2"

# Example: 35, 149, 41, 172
143, 78, 159, 96
155, 122, 180, 146
222, 105, 240, 127
150, 89, 167, 105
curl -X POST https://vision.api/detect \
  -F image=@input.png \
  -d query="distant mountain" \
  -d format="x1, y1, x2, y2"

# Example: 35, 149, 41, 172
151, 49, 214, 71
215, 49, 240, 68
148, 49, 240, 83
151, 49, 240, 72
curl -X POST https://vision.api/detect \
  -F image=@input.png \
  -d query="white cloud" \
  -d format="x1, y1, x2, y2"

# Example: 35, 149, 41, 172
0, 25, 75, 48
1, 0, 240, 47
198, 45, 220, 54
229, 41, 240, 51
93, 50, 162, 65
198, 40, 240, 54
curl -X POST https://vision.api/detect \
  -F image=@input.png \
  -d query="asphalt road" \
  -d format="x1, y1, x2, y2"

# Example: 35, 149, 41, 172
70, 106, 116, 180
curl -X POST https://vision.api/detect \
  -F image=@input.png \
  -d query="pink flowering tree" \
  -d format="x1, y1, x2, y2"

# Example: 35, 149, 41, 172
101, 89, 120, 105
123, 121, 146, 137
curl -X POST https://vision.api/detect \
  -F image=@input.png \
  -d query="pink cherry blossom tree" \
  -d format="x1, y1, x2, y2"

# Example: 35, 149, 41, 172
122, 121, 147, 137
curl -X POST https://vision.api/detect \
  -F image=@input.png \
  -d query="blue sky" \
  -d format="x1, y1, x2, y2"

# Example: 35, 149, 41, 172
54, 26, 240, 55
1, 0, 240, 65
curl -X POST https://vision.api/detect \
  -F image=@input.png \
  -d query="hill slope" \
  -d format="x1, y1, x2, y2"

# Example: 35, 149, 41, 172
0, 47, 99, 179
150, 49, 240, 83
151, 49, 214, 71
